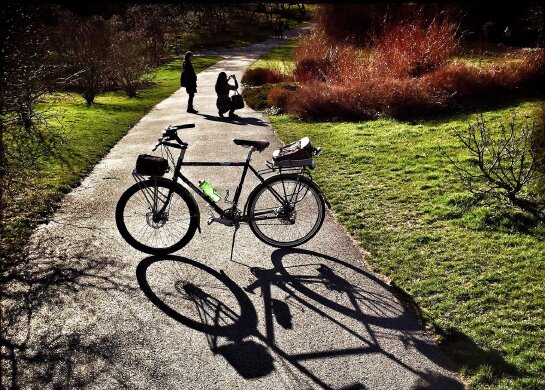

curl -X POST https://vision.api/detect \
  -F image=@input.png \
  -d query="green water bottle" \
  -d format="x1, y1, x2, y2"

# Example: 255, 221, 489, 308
198, 180, 221, 203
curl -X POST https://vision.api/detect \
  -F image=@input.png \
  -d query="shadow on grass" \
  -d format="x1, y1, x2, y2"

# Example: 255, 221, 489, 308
437, 328, 520, 382
389, 282, 521, 386
443, 196, 545, 237
408, 96, 545, 127
90, 101, 148, 113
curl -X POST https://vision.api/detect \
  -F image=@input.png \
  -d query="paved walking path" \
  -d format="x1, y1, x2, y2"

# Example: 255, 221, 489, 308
3, 28, 463, 389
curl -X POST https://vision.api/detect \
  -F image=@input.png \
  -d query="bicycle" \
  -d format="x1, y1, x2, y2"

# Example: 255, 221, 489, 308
115, 123, 329, 255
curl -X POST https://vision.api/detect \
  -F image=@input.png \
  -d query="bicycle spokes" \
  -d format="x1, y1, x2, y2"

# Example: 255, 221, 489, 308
248, 176, 325, 247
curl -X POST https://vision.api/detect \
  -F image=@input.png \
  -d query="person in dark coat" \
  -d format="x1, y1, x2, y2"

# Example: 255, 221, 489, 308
215, 72, 239, 119
273, 19, 280, 39
181, 51, 198, 113
280, 20, 287, 39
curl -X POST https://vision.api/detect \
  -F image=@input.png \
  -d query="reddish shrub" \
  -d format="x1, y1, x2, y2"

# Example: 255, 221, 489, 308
293, 58, 330, 82
287, 50, 544, 121
241, 67, 291, 86
287, 11, 544, 121
372, 17, 460, 78
266, 84, 297, 111
289, 82, 376, 121
293, 30, 367, 84
293, 30, 332, 64
426, 51, 545, 109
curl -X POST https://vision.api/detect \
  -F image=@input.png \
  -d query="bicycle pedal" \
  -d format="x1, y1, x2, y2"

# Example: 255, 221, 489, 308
207, 206, 217, 225
224, 190, 233, 204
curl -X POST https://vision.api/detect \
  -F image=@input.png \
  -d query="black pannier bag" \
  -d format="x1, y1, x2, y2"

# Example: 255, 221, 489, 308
135, 154, 169, 176
272, 137, 316, 167
231, 90, 245, 110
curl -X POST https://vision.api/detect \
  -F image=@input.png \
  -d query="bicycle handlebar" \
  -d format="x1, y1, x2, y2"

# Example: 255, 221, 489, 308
153, 124, 193, 150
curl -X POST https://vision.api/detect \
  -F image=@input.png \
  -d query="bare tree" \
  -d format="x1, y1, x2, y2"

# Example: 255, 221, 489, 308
0, 5, 66, 223
125, 4, 187, 65
446, 113, 545, 219
260, 2, 294, 21
56, 13, 114, 104
189, 4, 234, 35
109, 28, 154, 97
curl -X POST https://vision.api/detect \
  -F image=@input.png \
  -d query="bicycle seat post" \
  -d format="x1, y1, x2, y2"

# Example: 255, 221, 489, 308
245, 147, 255, 162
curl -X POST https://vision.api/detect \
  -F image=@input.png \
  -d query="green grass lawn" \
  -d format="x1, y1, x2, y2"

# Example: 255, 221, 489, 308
270, 100, 545, 389
38, 57, 219, 191
249, 39, 300, 74
0, 56, 220, 259
248, 36, 545, 388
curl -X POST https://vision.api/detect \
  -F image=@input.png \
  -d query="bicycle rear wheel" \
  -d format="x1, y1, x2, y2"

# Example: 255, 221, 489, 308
247, 174, 325, 248
116, 178, 199, 254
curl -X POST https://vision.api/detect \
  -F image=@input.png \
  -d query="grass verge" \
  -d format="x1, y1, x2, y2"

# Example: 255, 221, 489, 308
39, 57, 219, 190
249, 39, 300, 74
270, 100, 545, 389
0, 56, 220, 260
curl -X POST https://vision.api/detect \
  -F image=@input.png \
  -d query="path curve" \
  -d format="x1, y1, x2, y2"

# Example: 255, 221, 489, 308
3, 28, 463, 389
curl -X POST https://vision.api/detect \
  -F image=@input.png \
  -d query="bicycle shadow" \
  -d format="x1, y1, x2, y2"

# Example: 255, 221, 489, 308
136, 256, 257, 340
136, 255, 274, 379
136, 251, 464, 389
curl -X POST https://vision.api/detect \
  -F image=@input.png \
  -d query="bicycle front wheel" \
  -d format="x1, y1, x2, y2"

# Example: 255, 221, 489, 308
247, 174, 325, 248
116, 178, 199, 255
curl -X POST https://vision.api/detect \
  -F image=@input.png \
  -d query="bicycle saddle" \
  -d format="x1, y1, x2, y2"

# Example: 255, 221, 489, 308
233, 139, 270, 152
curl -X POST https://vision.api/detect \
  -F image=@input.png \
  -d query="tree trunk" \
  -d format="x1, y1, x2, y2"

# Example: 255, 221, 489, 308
508, 192, 544, 221
83, 89, 96, 105
0, 121, 6, 222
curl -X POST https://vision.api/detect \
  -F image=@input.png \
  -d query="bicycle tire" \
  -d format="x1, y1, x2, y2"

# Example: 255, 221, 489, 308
116, 178, 199, 255
247, 174, 325, 248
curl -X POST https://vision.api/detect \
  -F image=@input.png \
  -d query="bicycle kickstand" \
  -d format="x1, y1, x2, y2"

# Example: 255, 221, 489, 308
229, 223, 240, 263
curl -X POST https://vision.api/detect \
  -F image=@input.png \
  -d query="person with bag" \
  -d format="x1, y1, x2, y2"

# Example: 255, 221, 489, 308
215, 72, 242, 119
181, 51, 198, 114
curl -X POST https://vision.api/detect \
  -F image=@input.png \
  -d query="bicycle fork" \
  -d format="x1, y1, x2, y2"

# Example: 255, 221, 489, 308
133, 174, 175, 222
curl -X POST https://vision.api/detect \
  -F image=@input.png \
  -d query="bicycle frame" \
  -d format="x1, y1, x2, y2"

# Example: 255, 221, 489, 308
161, 143, 307, 222
118, 127, 328, 254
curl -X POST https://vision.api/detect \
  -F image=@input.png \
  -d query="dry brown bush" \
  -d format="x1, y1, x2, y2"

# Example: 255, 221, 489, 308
266, 84, 297, 112
287, 13, 544, 121
372, 18, 460, 78
241, 67, 292, 86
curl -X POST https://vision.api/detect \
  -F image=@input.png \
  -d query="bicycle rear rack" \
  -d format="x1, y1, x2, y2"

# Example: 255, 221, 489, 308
259, 163, 313, 180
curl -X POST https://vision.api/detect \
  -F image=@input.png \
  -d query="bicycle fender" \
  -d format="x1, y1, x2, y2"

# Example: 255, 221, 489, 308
309, 181, 331, 209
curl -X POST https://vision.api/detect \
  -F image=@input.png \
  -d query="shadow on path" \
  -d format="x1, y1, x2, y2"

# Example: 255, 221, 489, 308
1, 235, 137, 389
136, 250, 465, 390
196, 113, 269, 127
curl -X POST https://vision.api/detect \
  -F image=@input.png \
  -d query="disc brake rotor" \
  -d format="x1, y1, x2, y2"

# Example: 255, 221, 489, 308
146, 211, 168, 228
